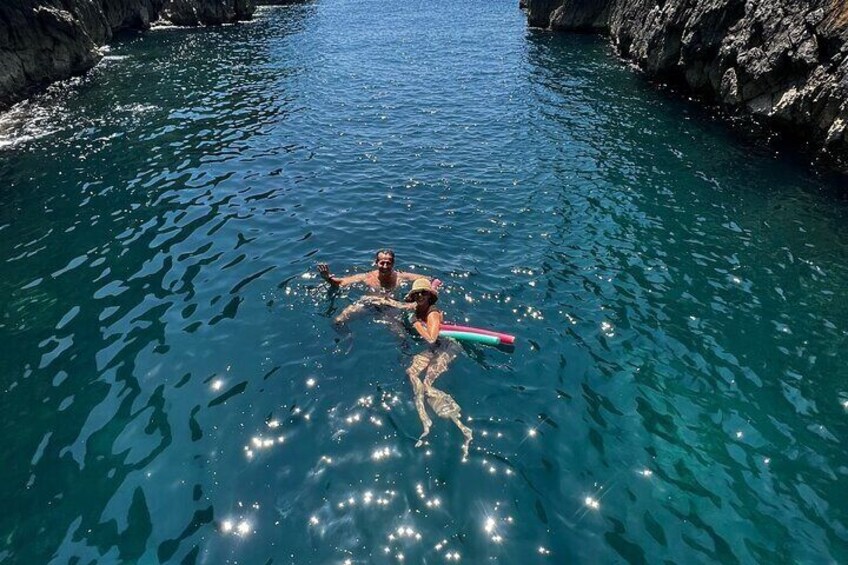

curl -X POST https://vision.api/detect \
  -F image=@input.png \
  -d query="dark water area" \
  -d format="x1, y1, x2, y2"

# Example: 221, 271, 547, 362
2, 0, 848, 563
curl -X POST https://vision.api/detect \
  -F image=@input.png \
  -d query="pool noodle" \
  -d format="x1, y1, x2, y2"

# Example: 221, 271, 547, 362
441, 324, 515, 345
439, 330, 501, 346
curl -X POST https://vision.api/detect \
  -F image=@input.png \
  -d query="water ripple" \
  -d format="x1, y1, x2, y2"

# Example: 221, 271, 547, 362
1, 0, 848, 563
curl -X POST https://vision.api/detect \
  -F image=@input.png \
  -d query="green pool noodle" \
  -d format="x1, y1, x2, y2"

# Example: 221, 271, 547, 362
439, 330, 501, 346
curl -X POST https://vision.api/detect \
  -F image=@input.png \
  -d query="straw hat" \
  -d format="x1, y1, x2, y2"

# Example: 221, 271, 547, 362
404, 278, 438, 303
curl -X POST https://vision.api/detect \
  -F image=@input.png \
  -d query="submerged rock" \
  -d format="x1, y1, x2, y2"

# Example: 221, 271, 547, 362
524, 0, 848, 171
0, 0, 255, 111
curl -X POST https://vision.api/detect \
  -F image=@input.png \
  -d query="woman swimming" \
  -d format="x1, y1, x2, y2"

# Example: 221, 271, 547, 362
405, 278, 473, 458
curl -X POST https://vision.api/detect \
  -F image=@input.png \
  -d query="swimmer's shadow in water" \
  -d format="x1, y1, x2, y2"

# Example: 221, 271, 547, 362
453, 341, 515, 369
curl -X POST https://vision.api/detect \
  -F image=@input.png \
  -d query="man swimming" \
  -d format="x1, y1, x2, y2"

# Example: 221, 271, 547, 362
318, 249, 421, 323
318, 249, 420, 292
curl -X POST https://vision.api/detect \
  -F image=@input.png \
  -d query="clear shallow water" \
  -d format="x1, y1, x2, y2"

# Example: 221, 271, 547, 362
1, 0, 848, 562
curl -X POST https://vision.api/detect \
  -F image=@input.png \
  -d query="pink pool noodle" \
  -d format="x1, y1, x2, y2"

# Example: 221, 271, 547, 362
441, 324, 515, 345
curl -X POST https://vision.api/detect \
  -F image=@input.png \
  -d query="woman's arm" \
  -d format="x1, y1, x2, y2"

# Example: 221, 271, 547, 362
413, 310, 442, 343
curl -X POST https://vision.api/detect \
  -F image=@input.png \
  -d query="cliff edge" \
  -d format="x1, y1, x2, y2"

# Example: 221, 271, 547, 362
525, 0, 848, 170
0, 0, 255, 111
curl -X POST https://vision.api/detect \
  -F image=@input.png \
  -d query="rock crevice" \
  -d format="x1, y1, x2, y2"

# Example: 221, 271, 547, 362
524, 0, 848, 170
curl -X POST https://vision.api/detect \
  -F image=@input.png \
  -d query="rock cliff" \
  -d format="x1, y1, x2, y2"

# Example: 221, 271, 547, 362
0, 0, 255, 110
524, 0, 848, 170
162, 0, 253, 26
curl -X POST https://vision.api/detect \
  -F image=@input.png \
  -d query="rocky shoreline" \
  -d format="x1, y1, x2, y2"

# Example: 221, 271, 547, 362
524, 0, 848, 173
0, 0, 256, 111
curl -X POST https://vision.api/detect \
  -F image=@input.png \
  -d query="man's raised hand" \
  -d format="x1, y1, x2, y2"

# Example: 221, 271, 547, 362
317, 263, 336, 284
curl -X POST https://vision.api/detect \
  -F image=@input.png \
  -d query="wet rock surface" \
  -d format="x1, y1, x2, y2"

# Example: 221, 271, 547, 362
524, 0, 848, 171
161, 0, 253, 26
0, 0, 255, 110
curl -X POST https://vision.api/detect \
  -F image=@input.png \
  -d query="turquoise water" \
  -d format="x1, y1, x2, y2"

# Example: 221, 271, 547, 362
2, 0, 848, 562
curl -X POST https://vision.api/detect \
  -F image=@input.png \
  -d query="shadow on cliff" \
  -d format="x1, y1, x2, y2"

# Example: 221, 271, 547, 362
523, 27, 848, 199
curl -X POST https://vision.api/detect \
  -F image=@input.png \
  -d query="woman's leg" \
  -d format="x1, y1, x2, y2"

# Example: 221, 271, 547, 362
451, 415, 474, 459
424, 386, 473, 459
406, 351, 434, 445
422, 342, 471, 456
423, 341, 460, 387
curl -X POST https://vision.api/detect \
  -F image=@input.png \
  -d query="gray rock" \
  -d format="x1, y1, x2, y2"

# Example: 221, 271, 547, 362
161, 0, 254, 26
523, 0, 848, 171
0, 0, 255, 111
720, 66, 741, 104
526, 0, 570, 28
550, 0, 610, 31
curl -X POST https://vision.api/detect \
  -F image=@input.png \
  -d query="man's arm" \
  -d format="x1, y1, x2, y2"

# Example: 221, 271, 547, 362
317, 263, 368, 287
360, 296, 413, 309
397, 271, 424, 282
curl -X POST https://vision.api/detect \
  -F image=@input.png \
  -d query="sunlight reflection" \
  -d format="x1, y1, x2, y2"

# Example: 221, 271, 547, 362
388, 525, 421, 542
434, 538, 462, 560
336, 489, 397, 511
244, 432, 285, 460
481, 513, 513, 545
371, 446, 394, 461
220, 518, 252, 537
345, 413, 362, 425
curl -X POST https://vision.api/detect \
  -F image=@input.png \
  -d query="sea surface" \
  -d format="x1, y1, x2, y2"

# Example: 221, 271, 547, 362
1, 0, 848, 563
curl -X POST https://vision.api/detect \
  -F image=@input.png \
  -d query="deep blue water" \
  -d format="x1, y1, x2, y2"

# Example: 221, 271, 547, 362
1, 1, 848, 563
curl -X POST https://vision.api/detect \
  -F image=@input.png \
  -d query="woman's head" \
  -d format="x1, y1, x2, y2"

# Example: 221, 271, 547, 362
405, 278, 438, 304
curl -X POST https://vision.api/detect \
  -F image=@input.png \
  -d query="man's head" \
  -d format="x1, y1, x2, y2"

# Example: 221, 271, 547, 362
374, 249, 396, 274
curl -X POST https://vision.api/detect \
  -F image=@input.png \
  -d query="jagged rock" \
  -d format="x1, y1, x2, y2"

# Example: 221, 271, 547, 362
0, 1, 102, 110
0, 0, 255, 111
720, 67, 741, 104
525, 0, 567, 28
161, 0, 254, 26
550, 0, 610, 31
523, 0, 848, 171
